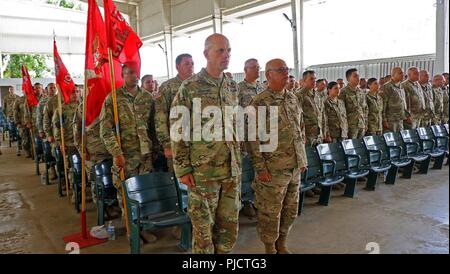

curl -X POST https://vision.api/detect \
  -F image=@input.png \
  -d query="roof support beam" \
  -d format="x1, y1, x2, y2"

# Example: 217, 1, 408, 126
212, 0, 224, 34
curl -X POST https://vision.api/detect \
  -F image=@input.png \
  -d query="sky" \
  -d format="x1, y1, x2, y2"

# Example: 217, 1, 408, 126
49, 0, 436, 79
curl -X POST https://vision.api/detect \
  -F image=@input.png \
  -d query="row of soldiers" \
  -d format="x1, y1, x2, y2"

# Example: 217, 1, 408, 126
2, 32, 449, 254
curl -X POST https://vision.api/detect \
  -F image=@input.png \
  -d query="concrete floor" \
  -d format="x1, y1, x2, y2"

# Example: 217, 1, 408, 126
0, 142, 448, 254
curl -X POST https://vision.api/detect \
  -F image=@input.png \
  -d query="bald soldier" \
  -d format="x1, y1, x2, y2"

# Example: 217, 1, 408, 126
418, 70, 435, 127
247, 59, 307, 254
401, 67, 425, 129
170, 34, 241, 254
338, 68, 368, 138
382, 67, 411, 132
155, 53, 194, 173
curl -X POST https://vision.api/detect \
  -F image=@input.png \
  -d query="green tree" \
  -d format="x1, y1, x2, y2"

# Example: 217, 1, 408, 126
2, 54, 51, 78
46, 0, 82, 10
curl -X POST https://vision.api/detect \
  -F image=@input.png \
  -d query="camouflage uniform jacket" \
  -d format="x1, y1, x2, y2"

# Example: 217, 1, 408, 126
155, 76, 184, 151
99, 86, 154, 159
247, 88, 307, 174
366, 92, 384, 133
401, 80, 425, 117
238, 79, 264, 108
324, 97, 348, 139
170, 68, 241, 182
382, 81, 410, 122
338, 85, 368, 129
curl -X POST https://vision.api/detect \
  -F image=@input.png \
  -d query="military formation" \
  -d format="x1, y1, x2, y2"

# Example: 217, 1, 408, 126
1, 33, 449, 254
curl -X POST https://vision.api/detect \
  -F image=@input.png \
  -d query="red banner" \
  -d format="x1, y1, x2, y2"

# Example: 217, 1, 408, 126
21, 64, 39, 107
84, 0, 123, 126
104, 0, 142, 77
54, 39, 75, 104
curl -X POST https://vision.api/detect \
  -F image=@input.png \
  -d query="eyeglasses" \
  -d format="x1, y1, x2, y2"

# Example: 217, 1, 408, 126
268, 67, 290, 74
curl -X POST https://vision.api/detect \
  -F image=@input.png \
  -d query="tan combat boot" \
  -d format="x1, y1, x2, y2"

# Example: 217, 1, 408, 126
264, 243, 277, 254
275, 235, 291, 254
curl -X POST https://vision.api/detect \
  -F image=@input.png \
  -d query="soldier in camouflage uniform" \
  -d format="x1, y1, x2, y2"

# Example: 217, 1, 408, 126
338, 68, 368, 138
2, 86, 18, 155
37, 83, 56, 138
53, 89, 79, 200
419, 70, 435, 127
74, 100, 112, 206
247, 59, 307, 254
43, 85, 59, 146
23, 84, 44, 158
401, 67, 425, 129
237, 58, 264, 218
442, 73, 449, 124
382, 67, 411, 132
155, 54, 194, 173
315, 79, 328, 107
13, 96, 27, 156
141, 74, 163, 174
238, 59, 264, 108
432, 74, 445, 125
2, 86, 18, 124
100, 64, 154, 230
324, 81, 348, 142
366, 78, 383, 136
295, 70, 327, 146
170, 34, 241, 254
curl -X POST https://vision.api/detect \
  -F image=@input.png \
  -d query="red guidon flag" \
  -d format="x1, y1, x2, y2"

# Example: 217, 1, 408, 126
21, 64, 39, 107
84, 0, 123, 126
54, 39, 75, 104
104, 0, 142, 77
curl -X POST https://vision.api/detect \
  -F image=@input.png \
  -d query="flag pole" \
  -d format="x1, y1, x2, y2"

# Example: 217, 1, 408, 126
80, 71, 88, 239
56, 84, 71, 202
107, 48, 130, 236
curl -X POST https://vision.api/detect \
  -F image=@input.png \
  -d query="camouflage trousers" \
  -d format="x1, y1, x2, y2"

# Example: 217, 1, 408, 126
253, 168, 300, 244
384, 121, 404, 133
113, 154, 153, 217
188, 175, 240, 254
421, 119, 433, 127
305, 135, 322, 146
404, 115, 422, 130
19, 127, 31, 154
348, 127, 365, 139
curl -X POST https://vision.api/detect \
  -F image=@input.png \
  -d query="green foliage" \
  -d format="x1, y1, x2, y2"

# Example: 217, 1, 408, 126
2, 54, 51, 78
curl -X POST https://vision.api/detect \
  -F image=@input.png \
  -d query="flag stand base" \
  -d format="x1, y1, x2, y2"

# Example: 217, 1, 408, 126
63, 211, 107, 249
63, 232, 107, 249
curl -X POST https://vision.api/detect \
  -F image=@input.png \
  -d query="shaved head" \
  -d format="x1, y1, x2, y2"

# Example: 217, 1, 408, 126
391, 67, 404, 83
407, 67, 419, 82
265, 59, 289, 92
265, 59, 285, 71
204, 33, 229, 51
203, 33, 231, 77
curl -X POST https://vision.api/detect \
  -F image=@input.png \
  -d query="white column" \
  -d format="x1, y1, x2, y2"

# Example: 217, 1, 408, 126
213, 0, 223, 34
435, 0, 449, 74
162, 0, 174, 78
291, 0, 301, 79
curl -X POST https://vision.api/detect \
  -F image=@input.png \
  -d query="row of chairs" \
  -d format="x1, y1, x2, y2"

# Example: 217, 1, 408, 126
35, 124, 449, 254
36, 139, 118, 217
298, 124, 449, 214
